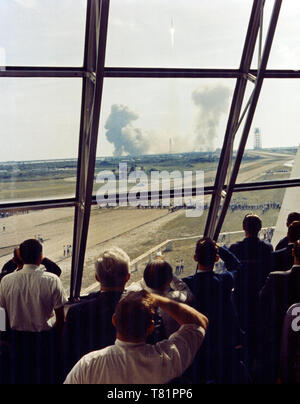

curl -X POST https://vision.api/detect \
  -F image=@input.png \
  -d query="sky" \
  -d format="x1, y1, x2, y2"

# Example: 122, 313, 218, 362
0, 0, 300, 162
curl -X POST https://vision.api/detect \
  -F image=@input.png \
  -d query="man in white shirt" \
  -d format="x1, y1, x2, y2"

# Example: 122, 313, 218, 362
0, 239, 67, 383
0, 238, 67, 332
64, 290, 208, 384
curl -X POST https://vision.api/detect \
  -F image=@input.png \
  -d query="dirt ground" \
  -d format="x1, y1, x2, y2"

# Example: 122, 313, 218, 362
0, 151, 293, 295
0, 206, 184, 292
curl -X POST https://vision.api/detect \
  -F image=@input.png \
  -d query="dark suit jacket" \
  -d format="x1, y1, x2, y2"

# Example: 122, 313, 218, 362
272, 244, 294, 272
276, 236, 289, 251
229, 237, 273, 289
182, 270, 237, 383
184, 270, 235, 348
62, 291, 123, 375
229, 237, 273, 328
260, 266, 300, 364
183, 246, 240, 349
218, 245, 241, 272
260, 265, 300, 326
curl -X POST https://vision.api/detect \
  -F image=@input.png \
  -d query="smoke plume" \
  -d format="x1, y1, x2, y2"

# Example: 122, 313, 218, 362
192, 85, 231, 151
105, 104, 150, 156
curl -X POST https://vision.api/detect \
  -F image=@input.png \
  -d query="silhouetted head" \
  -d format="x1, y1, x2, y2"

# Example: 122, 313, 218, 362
243, 214, 262, 237
293, 240, 300, 264
19, 239, 43, 266
288, 221, 300, 243
143, 260, 173, 292
113, 290, 155, 342
287, 212, 300, 227
194, 237, 219, 270
95, 247, 130, 290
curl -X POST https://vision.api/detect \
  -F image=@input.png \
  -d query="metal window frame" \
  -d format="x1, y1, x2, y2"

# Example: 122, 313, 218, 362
0, 0, 299, 299
213, 0, 283, 240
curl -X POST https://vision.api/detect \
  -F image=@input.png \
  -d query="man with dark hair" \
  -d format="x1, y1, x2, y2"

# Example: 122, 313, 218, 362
229, 213, 273, 315
62, 247, 131, 376
64, 290, 208, 384
260, 239, 300, 383
182, 237, 238, 383
242, 213, 262, 238
0, 239, 66, 332
229, 213, 274, 281
228, 214, 273, 375
114, 291, 156, 342
275, 212, 300, 251
272, 220, 300, 271
19, 238, 42, 264
0, 239, 67, 383
1, 247, 62, 281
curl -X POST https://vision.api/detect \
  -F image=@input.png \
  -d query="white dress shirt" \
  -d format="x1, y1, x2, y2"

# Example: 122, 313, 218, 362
64, 324, 205, 384
0, 307, 5, 332
0, 264, 67, 332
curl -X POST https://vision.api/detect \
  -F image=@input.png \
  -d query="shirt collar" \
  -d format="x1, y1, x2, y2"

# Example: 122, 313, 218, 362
22, 264, 39, 272
115, 339, 146, 348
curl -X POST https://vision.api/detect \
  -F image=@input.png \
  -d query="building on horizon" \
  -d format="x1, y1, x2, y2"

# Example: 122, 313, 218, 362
254, 127, 262, 150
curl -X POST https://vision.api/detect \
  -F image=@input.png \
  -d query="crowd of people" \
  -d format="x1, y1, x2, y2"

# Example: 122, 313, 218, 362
0, 211, 300, 384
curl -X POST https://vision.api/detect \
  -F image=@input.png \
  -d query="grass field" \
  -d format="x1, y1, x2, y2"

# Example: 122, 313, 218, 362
1, 150, 294, 202
0, 178, 76, 201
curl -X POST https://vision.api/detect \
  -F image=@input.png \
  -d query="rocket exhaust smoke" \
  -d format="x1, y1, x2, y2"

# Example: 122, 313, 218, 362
105, 85, 230, 156
105, 104, 150, 156
192, 85, 231, 151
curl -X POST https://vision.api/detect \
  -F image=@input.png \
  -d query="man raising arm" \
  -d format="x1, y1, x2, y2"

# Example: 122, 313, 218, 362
64, 290, 208, 384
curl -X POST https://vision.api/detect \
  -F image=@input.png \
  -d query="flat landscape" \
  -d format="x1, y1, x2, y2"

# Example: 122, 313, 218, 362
0, 148, 296, 294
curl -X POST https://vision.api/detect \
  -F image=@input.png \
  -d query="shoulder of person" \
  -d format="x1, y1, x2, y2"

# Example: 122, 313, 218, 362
66, 299, 92, 320
214, 271, 234, 285
268, 269, 292, 278
40, 269, 60, 279
229, 241, 242, 250
218, 270, 234, 279
0, 271, 19, 284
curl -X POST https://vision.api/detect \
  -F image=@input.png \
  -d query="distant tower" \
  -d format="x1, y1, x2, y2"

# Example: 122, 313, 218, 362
169, 138, 173, 154
254, 127, 262, 150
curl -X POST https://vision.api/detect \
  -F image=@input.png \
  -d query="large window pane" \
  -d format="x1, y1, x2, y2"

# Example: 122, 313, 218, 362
232, 79, 300, 185
0, 78, 82, 203
0, 207, 74, 294
219, 188, 285, 248
267, 0, 300, 69
94, 77, 235, 197
81, 197, 211, 294
0, 0, 87, 67
106, 0, 252, 68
